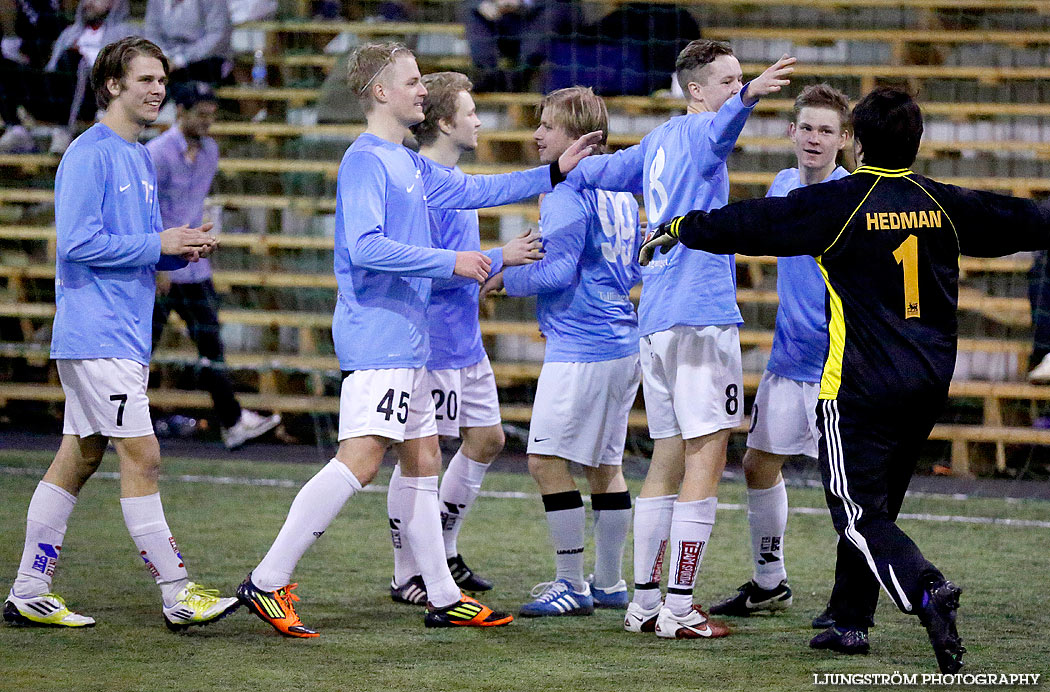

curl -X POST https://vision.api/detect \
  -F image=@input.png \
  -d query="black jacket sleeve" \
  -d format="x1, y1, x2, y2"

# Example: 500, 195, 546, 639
929, 181, 1050, 257
673, 182, 846, 258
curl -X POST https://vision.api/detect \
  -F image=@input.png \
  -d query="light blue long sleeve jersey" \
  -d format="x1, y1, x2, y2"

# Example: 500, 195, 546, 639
764, 165, 849, 383
335, 133, 551, 371
567, 89, 755, 337
426, 163, 505, 371
503, 185, 641, 363
51, 123, 187, 365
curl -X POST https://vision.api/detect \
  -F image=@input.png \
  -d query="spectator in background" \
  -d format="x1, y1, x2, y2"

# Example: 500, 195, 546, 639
2, 0, 68, 67
144, 0, 231, 85
147, 81, 281, 450
0, 0, 132, 153
0, 0, 70, 151
461, 0, 582, 92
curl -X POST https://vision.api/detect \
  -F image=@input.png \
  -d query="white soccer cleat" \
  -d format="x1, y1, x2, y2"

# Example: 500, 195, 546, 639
654, 604, 731, 639
222, 410, 281, 450
623, 600, 662, 633
4, 591, 95, 628
163, 582, 241, 631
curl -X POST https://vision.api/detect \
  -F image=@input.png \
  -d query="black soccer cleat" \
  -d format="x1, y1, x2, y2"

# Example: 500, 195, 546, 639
709, 579, 792, 617
811, 604, 836, 629
810, 626, 871, 655
390, 575, 428, 606
918, 579, 965, 673
447, 554, 493, 592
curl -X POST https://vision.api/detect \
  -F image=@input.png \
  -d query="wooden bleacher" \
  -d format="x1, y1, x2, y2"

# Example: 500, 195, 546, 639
4, 2, 1050, 475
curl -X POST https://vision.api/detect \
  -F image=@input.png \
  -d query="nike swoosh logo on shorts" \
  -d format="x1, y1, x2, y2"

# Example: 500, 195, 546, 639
119, 184, 131, 192
533, 437, 550, 442
407, 184, 415, 193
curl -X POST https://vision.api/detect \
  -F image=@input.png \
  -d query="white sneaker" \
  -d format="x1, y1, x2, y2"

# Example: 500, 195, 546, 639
48, 127, 72, 155
222, 409, 281, 449
1029, 353, 1050, 382
623, 600, 662, 633
4, 591, 95, 627
163, 582, 241, 631
654, 605, 731, 639
0, 125, 36, 153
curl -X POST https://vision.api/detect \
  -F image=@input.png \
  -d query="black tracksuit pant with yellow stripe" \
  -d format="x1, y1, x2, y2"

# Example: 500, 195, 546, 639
666, 165, 1050, 630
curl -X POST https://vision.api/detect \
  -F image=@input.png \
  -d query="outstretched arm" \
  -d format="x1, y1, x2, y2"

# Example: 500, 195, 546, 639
424, 132, 602, 209
564, 143, 644, 195
934, 182, 1050, 257
640, 185, 839, 263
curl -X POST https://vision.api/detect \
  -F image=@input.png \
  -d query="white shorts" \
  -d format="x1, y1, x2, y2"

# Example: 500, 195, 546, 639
338, 367, 438, 442
527, 354, 641, 467
746, 369, 820, 457
58, 358, 154, 438
640, 324, 744, 440
425, 356, 502, 438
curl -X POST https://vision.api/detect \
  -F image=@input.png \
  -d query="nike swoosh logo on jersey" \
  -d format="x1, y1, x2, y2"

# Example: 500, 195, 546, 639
407, 183, 415, 193
533, 437, 550, 442
119, 184, 131, 192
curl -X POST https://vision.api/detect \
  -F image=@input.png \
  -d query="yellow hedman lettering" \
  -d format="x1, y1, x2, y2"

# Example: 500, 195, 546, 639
865, 210, 941, 230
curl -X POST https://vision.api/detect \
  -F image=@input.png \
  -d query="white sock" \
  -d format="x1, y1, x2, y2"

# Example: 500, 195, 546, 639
748, 480, 789, 589
438, 450, 489, 559
591, 491, 632, 589
542, 491, 586, 591
631, 494, 675, 610
13, 482, 76, 598
387, 464, 419, 586
253, 459, 361, 592
399, 475, 460, 608
665, 497, 718, 616
120, 492, 189, 607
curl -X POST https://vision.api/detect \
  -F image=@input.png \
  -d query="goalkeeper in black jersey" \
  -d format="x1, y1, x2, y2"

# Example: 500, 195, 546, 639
640, 87, 1050, 673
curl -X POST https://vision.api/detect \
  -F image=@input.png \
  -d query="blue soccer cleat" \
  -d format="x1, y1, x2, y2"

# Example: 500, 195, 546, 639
519, 578, 594, 617
588, 576, 629, 610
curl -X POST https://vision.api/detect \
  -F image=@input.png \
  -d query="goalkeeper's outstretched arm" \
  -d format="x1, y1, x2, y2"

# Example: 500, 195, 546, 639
640, 185, 843, 265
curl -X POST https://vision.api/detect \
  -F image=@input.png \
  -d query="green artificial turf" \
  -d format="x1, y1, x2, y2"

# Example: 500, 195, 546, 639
0, 450, 1047, 692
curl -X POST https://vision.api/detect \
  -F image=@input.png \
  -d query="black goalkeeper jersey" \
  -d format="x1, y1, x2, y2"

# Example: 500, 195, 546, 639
670, 165, 1050, 408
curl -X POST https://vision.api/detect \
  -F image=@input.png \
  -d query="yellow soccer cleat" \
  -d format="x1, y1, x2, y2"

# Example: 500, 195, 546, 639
163, 582, 241, 632
4, 591, 96, 628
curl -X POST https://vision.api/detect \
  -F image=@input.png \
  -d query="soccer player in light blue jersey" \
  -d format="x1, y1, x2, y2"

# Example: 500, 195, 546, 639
567, 40, 795, 639
386, 71, 544, 605
236, 43, 600, 636
708, 84, 851, 622
482, 87, 642, 618
4, 37, 240, 632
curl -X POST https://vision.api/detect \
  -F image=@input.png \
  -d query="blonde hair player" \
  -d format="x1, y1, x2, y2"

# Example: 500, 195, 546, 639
385, 71, 544, 606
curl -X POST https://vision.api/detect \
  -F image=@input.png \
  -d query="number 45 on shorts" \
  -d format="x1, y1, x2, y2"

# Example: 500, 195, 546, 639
376, 389, 409, 424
